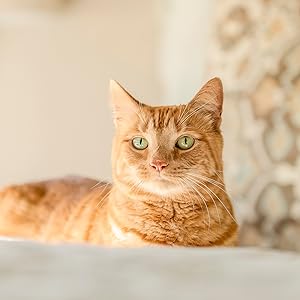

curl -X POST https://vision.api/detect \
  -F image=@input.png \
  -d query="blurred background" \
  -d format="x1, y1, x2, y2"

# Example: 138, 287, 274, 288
0, 0, 299, 251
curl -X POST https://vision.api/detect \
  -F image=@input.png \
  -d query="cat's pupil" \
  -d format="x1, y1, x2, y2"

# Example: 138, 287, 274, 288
184, 137, 187, 145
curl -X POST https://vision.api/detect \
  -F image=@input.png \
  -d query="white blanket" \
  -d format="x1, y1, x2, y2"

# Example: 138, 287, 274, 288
0, 241, 299, 300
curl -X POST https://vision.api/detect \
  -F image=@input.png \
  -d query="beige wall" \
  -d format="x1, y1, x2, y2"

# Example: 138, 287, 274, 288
0, 0, 214, 186
158, 0, 215, 104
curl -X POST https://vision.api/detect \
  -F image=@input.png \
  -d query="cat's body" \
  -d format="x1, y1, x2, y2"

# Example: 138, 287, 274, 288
0, 78, 238, 247
0, 176, 237, 246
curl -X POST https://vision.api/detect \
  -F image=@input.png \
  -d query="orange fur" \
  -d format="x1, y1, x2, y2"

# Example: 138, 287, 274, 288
0, 78, 238, 247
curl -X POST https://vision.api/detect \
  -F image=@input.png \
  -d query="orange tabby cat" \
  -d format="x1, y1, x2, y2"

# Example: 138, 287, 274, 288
0, 78, 238, 247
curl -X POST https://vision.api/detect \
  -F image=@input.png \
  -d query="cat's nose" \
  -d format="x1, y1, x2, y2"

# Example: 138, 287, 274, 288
150, 160, 169, 172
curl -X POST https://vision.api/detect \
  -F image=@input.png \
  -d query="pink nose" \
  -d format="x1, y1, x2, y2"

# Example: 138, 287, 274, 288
150, 160, 169, 172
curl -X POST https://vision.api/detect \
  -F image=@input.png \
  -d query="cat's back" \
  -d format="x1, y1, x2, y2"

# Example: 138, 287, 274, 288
0, 176, 107, 240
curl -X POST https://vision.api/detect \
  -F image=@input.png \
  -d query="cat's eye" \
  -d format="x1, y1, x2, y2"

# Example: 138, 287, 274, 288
176, 135, 195, 150
132, 137, 148, 150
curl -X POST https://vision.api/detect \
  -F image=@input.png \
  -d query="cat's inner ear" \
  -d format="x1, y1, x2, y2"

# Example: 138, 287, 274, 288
189, 77, 224, 118
110, 80, 141, 127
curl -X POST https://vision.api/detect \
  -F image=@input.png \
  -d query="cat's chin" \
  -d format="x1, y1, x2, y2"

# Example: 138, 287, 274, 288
140, 179, 183, 197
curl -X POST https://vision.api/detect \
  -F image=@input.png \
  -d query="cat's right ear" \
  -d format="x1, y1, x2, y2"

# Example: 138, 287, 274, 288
110, 80, 140, 127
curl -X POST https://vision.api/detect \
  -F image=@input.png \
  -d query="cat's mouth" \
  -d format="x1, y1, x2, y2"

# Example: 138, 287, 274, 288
153, 176, 170, 184
144, 172, 182, 192
151, 171, 170, 182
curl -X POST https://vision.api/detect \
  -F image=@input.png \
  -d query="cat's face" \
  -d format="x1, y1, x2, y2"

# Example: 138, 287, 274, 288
111, 78, 224, 196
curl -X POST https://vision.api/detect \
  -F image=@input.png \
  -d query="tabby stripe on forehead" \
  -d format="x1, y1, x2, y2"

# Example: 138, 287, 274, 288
153, 110, 160, 128
164, 108, 173, 127
151, 108, 173, 128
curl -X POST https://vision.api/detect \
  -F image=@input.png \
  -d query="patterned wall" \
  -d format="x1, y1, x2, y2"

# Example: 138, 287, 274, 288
207, 0, 300, 251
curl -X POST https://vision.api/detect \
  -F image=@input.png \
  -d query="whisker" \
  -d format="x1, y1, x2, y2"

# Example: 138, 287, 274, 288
177, 101, 210, 126
189, 173, 226, 191
186, 175, 221, 225
189, 172, 234, 197
127, 179, 144, 196
90, 181, 108, 190
176, 104, 189, 126
187, 175, 237, 224
198, 174, 225, 187
176, 179, 196, 212
213, 171, 225, 185
182, 177, 211, 229
95, 187, 111, 208
180, 177, 203, 211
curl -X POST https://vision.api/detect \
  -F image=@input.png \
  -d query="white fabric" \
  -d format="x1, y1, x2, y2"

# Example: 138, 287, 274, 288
0, 242, 299, 300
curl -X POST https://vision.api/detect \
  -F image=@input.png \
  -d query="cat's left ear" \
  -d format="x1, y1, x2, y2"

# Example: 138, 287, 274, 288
189, 77, 223, 122
110, 80, 141, 127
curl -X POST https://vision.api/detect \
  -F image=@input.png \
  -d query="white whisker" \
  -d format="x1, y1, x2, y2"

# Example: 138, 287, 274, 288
176, 104, 189, 126
186, 175, 221, 225
177, 101, 210, 126
95, 185, 111, 208
176, 179, 196, 212
182, 177, 211, 229
186, 175, 237, 224
91, 181, 108, 190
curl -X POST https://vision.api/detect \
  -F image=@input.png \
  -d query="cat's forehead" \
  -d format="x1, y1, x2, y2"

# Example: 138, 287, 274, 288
145, 105, 179, 129
134, 106, 179, 147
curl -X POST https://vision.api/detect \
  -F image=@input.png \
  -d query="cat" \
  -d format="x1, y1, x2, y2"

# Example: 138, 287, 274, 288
0, 78, 238, 247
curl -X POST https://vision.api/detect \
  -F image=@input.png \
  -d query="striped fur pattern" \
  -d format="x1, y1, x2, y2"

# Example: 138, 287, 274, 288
0, 78, 238, 247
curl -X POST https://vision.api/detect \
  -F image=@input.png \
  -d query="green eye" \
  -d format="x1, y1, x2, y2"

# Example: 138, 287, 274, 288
176, 135, 195, 150
132, 137, 148, 150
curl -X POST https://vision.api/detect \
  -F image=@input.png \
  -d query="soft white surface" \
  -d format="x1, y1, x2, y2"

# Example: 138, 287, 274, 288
0, 242, 299, 300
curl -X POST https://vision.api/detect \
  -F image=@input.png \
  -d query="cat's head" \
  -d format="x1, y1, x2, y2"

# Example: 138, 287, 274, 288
110, 78, 224, 197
